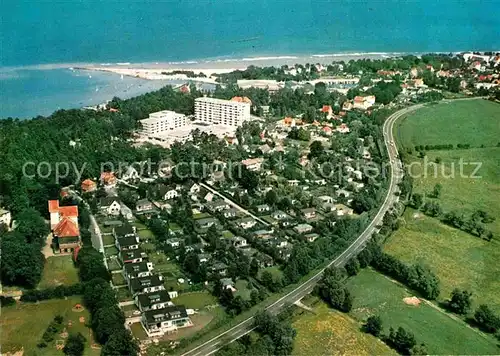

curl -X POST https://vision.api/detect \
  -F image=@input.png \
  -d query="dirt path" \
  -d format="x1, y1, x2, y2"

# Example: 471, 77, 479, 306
42, 233, 55, 258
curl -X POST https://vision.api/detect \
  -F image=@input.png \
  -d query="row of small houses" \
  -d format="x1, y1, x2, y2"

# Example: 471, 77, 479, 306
112, 223, 193, 337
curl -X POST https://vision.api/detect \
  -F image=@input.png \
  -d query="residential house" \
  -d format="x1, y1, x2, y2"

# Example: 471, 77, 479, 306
195, 217, 218, 230
136, 290, 173, 312
253, 229, 274, 239
81, 179, 97, 193
165, 238, 182, 248
204, 192, 214, 202
221, 208, 238, 219
259, 144, 272, 154
209, 262, 228, 276
293, 223, 313, 234
122, 166, 140, 181
353, 96, 376, 110
254, 253, 274, 268
241, 157, 264, 171
116, 235, 140, 251
141, 305, 191, 337
0, 208, 12, 229
161, 185, 180, 200
342, 101, 353, 111
120, 248, 146, 264
220, 278, 236, 292
229, 236, 247, 248
100, 197, 121, 216
334, 204, 354, 216
198, 254, 210, 264
255, 204, 271, 214
317, 195, 335, 204
235, 217, 257, 230
268, 237, 288, 249
100, 172, 117, 187
48, 200, 80, 253
301, 208, 316, 220
187, 182, 201, 195
136, 199, 153, 212
130, 274, 165, 296
272, 210, 289, 221
114, 223, 136, 238
123, 261, 154, 282
206, 201, 230, 213
305, 233, 319, 242
336, 123, 350, 133
336, 188, 351, 199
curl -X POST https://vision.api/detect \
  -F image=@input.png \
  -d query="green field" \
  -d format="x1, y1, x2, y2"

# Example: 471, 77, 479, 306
293, 302, 394, 356
1, 297, 99, 355
111, 273, 126, 286
395, 99, 500, 149
138, 228, 154, 240
104, 246, 119, 257
101, 234, 115, 246
39, 256, 79, 289
385, 208, 500, 312
388, 99, 500, 314
172, 291, 218, 309
346, 269, 498, 355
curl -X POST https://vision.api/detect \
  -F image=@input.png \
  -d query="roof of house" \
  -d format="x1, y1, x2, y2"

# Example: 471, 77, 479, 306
143, 305, 188, 325
136, 199, 151, 206
121, 248, 145, 261
53, 217, 80, 237
48, 200, 59, 213
100, 196, 120, 207
117, 236, 138, 248
59, 205, 79, 218
81, 179, 96, 187
130, 275, 163, 292
114, 224, 135, 237
301, 208, 316, 214
321, 105, 332, 112
137, 290, 171, 308
124, 261, 149, 275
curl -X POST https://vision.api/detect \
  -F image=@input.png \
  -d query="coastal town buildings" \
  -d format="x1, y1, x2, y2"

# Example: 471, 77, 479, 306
194, 97, 251, 126
48, 200, 81, 253
0, 208, 12, 229
140, 110, 189, 136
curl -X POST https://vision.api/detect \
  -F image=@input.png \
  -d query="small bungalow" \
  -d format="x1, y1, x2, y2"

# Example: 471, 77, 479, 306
301, 208, 316, 220
130, 274, 165, 296
136, 290, 173, 312
81, 179, 97, 193
255, 204, 271, 214
293, 223, 314, 234
235, 217, 257, 230
141, 305, 191, 337
100, 197, 121, 216
136, 199, 153, 212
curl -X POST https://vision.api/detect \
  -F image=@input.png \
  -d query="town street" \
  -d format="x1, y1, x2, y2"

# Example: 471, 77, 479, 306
180, 103, 421, 356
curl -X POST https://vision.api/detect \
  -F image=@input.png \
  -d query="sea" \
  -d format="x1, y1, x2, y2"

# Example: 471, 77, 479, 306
1, 0, 499, 119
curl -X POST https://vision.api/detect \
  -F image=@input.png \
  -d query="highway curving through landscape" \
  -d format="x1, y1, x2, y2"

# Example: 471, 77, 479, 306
181, 104, 425, 356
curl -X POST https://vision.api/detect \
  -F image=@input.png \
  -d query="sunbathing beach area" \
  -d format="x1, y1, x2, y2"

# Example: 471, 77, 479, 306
74, 52, 403, 81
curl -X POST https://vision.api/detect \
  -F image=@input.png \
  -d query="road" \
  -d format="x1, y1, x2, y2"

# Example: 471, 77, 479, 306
181, 103, 423, 356
199, 182, 270, 226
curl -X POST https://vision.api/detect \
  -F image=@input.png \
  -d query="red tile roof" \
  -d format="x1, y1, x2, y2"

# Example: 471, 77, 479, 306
53, 217, 80, 237
48, 200, 59, 213
354, 96, 365, 102
81, 179, 96, 191
321, 105, 332, 113
59, 206, 79, 218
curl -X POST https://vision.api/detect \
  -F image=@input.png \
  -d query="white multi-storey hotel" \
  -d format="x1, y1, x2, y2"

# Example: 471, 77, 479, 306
194, 97, 250, 126
140, 110, 188, 136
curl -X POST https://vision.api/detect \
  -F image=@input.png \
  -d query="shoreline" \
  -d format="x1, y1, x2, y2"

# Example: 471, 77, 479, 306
1, 49, 488, 74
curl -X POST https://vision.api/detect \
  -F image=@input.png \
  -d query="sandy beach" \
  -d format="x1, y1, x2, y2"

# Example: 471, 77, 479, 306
73, 52, 405, 80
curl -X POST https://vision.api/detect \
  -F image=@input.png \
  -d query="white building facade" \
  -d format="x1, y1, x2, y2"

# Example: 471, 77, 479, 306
194, 97, 250, 126
140, 110, 189, 136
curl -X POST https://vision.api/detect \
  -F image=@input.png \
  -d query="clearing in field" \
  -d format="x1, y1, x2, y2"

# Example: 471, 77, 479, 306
38, 255, 79, 289
384, 208, 500, 312
0, 296, 99, 356
346, 269, 498, 355
292, 302, 394, 356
